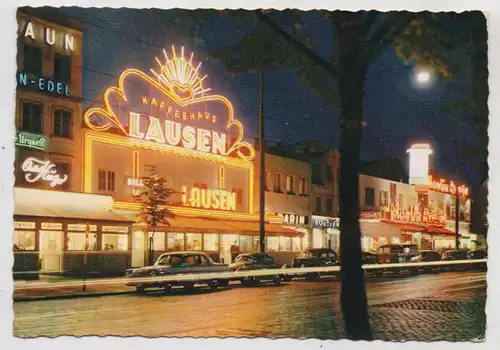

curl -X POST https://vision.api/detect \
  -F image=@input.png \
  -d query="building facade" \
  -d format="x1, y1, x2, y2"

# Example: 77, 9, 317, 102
14, 9, 135, 277
254, 150, 312, 263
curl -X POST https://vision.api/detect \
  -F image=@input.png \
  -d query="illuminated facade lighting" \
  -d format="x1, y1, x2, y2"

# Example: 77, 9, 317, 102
407, 143, 433, 189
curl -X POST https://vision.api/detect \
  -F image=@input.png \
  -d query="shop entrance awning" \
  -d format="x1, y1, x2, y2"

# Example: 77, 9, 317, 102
134, 216, 304, 237
426, 225, 456, 236
14, 188, 132, 222
380, 220, 426, 232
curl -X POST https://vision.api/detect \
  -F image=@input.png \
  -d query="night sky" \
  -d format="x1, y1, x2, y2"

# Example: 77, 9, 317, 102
55, 7, 487, 187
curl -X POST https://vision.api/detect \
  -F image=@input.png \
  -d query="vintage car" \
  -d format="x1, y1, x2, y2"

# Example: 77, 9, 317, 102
467, 250, 488, 271
410, 250, 442, 274
125, 251, 229, 293
229, 253, 283, 286
440, 249, 469, 272
375, 244, 419, 275
288, 248, 340, 281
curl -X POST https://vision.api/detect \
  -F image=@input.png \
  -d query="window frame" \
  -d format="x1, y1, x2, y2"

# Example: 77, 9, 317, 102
315, 196, 322, 213
21, 101, 43, 133
53, 108, 72, 138
274, 172, 282, 193
285, 174, 295, 194
53, 53, 72, 84
22, 45, 43, 76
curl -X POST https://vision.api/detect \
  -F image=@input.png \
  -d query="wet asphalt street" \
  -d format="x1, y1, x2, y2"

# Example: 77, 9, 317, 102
13, 271, 487, 341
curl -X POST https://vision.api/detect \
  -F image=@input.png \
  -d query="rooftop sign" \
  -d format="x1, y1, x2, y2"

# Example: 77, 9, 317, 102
84, 46, 255, 161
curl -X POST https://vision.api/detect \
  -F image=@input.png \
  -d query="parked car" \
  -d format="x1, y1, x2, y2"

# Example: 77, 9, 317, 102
376, 244, 419, 275
467, 249, 488, 271
410, 250, 442, 273
125, 251, 229, 293
229, 253, 283, 286
289, 248, 340, 281
440, 250, 469, 272
361, 252, 383, 277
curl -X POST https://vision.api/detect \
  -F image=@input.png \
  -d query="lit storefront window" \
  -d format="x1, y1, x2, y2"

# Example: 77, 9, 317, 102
168, 233, 184, 251
13, 231, 35, 251
67, 232, 97, 251
267, 237, 279, 252
279, 236, 291, 251
102, 234, 128, 251
186, 233, 202, 250
203, 233, 218, 251
292, 237, 301, 252
239, 235, 253, 252
148, 232, 165, 251
302, 236, 308, 250
361, 236, 372, 252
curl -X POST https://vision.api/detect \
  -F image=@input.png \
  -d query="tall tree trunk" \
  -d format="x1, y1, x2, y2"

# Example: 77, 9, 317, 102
335, 13, 372, 340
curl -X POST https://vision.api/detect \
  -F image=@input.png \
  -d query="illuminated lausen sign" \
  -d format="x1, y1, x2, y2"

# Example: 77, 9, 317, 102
181, 185, 237, 211
84, 46, 255, 161
22, 157, 68, 187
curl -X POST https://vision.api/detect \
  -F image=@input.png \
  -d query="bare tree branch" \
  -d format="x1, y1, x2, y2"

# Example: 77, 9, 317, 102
255, 10, 337, 75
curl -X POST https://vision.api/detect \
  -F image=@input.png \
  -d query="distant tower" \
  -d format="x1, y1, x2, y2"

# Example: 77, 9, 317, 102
407, 143, 433, 192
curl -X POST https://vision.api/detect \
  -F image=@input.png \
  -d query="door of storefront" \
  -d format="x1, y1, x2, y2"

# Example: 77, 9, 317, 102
39, 230, 63, 272
131, 231, 145, 267
220, 234, 238, 264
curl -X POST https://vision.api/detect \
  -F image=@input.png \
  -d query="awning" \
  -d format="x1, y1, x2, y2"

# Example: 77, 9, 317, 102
134, 216, 303, 237
359, 220, 402, 237
14, 187, 132, 222
426, 225, 456, 236
380, 220, 426, 232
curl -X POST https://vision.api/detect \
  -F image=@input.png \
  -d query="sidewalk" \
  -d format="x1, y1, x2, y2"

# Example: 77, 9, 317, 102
13, 275, 133, 301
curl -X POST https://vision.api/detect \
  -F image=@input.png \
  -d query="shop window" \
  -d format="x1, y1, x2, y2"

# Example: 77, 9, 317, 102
379, 190, 388, 206
53, 109, 72, 138
102, 234, 128, 251
203, 234, 218, 251
298, 177, 306, 195
67, 232, 97, 251
148, 232, 165, 251
186, 233, 202, 250
23, 45, 42, 76
274, 173, 282, 192
365, 187, 375, 207
239, 235, 253, 252
168, 233, 185, 251
13, 231, 36, 251
326, 164, 333, 182
98, 169, 115, 192
302, 236, 308, 250
286, 175, 295, 194
54, 162, 70, 190
21, 102, 43, 133
292, 237, 301, 252
267, 237, 279, 252
315, 196, 322, 213
279, 236, 292, 251
326, 198, 333, 213
54, 53, 72, 83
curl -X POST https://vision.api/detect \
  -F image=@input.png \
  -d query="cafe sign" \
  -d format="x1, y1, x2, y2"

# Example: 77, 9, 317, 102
181, 185, 237, 211
279, 213, 309, 226
15, 132, 48, 151
428, 175, 469, 197
83, 46, 255, 161
312, 216, 339, 229
386, 204, 446, 225
22, 157, 68, 188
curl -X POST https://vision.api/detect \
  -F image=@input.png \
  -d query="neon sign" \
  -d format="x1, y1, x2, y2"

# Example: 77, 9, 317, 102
17, 72, 70, 97
22, 157, 68, 187
15, 131, 48, 151
181, 185, 236, 211
387, 204, 446, 225
22, 21, 75, 52
428, 175, 469, 197
84, 46, 255, 161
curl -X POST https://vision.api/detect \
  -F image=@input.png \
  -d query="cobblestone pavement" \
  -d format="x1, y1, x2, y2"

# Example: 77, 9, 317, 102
13, 271, 487, 341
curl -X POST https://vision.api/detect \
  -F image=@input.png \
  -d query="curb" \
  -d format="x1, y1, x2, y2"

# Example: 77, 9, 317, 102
14, 290, 135, 302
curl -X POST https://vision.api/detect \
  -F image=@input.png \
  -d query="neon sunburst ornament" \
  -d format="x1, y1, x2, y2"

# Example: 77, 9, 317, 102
150, 45, 211, 101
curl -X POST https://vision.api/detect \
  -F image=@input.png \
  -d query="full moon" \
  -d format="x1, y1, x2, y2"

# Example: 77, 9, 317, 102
416, 71, 431, 84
